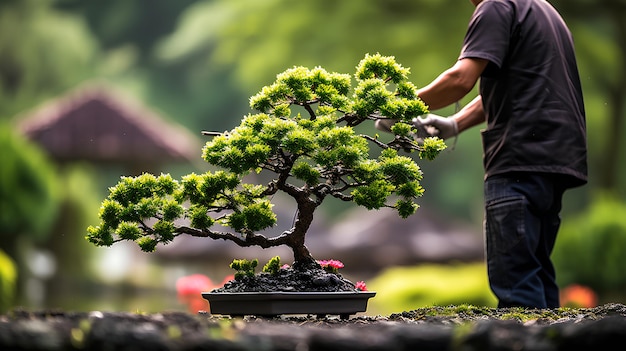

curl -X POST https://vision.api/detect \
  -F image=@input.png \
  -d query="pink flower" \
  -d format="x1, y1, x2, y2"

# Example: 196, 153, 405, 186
176, 274, 213, 297
317, 259, 344, 271
176, 274, 231, 314
355, 281, 368, 291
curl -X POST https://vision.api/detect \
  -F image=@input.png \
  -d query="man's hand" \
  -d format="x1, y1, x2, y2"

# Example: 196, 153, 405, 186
413, 114, 458, 140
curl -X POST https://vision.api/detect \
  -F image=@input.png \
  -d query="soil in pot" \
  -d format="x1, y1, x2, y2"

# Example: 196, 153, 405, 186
211, 264, 358, 293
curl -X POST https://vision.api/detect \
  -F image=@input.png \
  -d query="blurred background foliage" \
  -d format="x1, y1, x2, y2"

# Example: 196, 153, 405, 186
367, 263, 498, 314
1, 0, 625, 314
553, 193, 626, 299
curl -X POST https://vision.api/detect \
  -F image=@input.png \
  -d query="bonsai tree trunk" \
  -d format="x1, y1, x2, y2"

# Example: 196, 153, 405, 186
287, 199, 317, 267
272, 161, 325, 266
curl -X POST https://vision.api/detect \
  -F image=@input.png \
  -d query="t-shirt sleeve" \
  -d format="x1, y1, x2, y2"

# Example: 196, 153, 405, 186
459, 1, 515, 69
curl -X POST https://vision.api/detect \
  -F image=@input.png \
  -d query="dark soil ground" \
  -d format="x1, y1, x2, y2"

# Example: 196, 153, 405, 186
2, 303, 626, 351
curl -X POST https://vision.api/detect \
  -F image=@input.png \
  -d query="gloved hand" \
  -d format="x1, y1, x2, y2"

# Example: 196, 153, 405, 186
413, 114, 458, 140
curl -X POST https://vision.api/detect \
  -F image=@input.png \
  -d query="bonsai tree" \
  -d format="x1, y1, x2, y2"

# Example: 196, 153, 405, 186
86, 53, 446, 277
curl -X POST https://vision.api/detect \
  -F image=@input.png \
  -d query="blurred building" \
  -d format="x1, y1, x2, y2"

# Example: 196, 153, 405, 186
16, 82, 201, 174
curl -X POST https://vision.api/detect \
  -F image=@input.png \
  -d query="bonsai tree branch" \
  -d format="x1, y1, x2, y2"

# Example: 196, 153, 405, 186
176, 226, 290, 248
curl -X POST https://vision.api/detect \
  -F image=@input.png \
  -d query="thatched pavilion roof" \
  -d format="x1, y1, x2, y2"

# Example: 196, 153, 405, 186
16, 83, 201, 170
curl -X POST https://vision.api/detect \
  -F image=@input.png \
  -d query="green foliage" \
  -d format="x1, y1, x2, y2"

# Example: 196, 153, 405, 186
45, 165, 102, 282
389, 122, 413, 137
0, 0, 97, 119
355, 53, 410, 82
115, 222, 141, 241
350, 148, 427, 217
262, 256, 282, 275
86, 173, 184, 251
227, 200, 276, 232
0, 123, 60, 243
230, 258, 258, 280
367, 263, 497, 315
292, 162, 321, 185
188, 205, 214, 229
553, 193, 626, 296
352, 180, 395, 210
87, 55, 446, 263
420, 137, 449, 161
53, 0, 197, 58
396, 199, 420, 219
159, 0, 471, 108
0, 249, 16, 313
136, 236, 158, 253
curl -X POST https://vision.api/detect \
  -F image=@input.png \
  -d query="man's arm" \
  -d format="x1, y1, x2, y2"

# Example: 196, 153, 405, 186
453, 95, 485, 133
410, 58, 488, 139
416, 58, 488, 111
414, 96, 485, 139
376, 57, 488, 138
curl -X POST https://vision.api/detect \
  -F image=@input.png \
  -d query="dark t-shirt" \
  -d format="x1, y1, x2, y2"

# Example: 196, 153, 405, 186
460, 0, 587, 187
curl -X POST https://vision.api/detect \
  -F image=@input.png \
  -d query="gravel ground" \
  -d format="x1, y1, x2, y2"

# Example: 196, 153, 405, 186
2, 303, 626, 350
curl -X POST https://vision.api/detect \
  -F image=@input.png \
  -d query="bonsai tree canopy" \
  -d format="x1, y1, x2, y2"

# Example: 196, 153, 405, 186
86, 53, 446, 268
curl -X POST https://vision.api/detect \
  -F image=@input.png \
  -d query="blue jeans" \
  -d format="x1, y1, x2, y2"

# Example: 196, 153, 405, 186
484, 173, 568, 308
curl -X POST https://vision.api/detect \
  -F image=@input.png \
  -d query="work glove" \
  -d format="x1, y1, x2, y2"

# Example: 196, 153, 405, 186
413, 114, 458, 140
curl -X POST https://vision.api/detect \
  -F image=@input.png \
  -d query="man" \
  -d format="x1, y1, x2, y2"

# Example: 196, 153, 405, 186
378, 0, 587, 308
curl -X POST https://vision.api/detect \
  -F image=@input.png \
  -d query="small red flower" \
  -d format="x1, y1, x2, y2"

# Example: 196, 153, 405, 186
355, 281, 368, 291
317, 259, 344, 272
176, 274, 216, 313
176, 274, 213, 295
560, 284, 597, 308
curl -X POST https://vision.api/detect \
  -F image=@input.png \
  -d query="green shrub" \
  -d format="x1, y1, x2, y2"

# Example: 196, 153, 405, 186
230, 258, 258, 280
0, 123, 60, 244
553, 193, 626, 297
0, 249, 16, 313
262, 256, 281, 275
366, 263, 497, 315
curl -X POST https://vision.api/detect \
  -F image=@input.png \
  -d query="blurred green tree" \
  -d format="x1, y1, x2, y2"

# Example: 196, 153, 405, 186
43, 166, 103, 301
0, 123, 60, 256
0, 123, 61, 302
0, 0, 97, 119
53, 0, 198, 60
553, 193, 626, 302
152, 0, 473, 132
552, 0, 626, 196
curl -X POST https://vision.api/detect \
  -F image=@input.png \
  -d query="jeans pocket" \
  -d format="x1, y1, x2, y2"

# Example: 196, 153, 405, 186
485, 195, 526, 255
